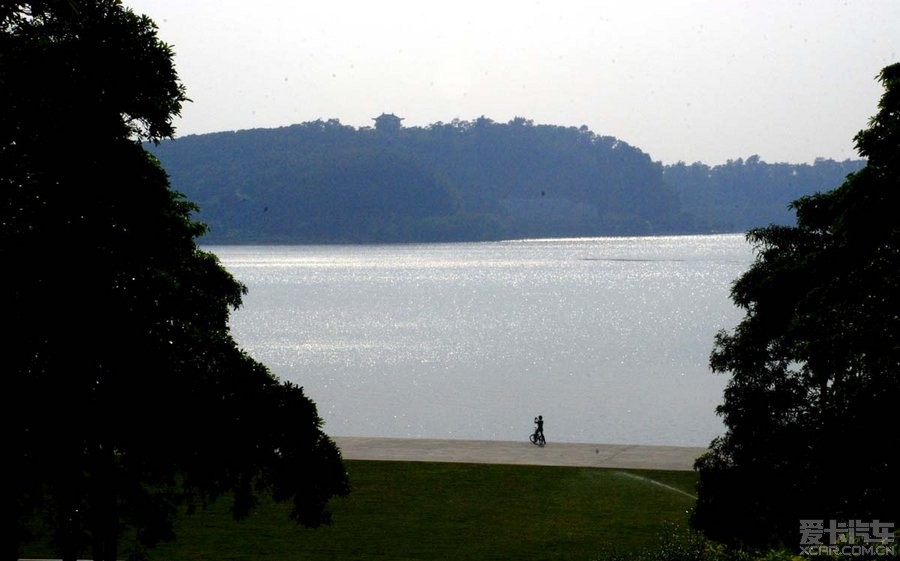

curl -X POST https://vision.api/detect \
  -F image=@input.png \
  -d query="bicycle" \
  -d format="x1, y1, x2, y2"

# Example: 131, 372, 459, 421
529, 431, 546, 447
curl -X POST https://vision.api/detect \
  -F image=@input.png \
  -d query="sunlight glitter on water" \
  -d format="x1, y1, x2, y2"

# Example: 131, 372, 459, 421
211, 234, 755, 446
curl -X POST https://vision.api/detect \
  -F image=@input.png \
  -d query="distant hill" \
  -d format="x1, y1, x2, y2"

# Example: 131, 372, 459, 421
147, 116, 866, 243
663, 155, 866, 232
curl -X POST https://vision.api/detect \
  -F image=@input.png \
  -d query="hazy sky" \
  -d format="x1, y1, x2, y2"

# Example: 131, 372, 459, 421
126, 0, 899, 165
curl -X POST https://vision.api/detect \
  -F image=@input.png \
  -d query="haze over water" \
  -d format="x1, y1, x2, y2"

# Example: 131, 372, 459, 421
212, 234, 755, 447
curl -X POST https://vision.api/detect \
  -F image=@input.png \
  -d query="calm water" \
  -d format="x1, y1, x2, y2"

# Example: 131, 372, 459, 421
209, 234, 755, 447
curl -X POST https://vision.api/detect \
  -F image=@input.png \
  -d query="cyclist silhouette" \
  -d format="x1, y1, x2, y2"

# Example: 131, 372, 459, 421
531, 415, 545, 446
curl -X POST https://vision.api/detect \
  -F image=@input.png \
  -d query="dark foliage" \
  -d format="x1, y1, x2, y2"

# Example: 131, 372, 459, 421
691, 64, 900, 549
2, 2, 348, 560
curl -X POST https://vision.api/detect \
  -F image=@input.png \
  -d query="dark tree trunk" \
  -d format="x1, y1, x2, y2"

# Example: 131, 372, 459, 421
89, 448, 119, 561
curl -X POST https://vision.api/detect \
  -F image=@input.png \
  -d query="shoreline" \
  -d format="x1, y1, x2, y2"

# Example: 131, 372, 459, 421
334, 436, 707, 471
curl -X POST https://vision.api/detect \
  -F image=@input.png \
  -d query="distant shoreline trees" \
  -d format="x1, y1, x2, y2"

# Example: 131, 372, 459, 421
146, 117, 864, 244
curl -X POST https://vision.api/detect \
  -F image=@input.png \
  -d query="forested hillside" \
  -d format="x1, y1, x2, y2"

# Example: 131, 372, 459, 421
148, 116, 865, 243
664, 155, 866, 232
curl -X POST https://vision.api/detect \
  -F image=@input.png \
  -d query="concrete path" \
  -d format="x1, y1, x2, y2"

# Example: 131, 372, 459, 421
334, 437, 707, 471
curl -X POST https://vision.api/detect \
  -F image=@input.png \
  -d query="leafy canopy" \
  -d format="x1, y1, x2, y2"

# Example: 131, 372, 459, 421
2, 2, 349, 560
691, 64, 900, 549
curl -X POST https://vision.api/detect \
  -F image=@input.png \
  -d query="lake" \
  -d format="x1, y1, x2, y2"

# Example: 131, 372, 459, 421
209, 234, 755, 447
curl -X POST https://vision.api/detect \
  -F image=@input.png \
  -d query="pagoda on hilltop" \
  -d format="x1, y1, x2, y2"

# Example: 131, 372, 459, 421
373, 113, 404, 134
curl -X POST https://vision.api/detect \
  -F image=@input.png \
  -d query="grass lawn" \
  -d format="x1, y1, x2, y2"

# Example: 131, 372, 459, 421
141, 460, 699, 561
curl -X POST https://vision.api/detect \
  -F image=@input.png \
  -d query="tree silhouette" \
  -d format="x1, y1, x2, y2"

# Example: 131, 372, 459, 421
691, 63, 900, 548
2, 2, 348, 560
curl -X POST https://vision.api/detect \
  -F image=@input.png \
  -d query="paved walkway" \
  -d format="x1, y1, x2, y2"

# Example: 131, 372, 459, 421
333, 437, 707, 471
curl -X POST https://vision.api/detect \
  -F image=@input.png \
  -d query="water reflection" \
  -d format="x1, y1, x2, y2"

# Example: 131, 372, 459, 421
211, 234, 754, 446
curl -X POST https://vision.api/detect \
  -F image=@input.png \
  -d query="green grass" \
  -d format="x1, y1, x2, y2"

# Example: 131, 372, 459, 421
141, 460, 699, 561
